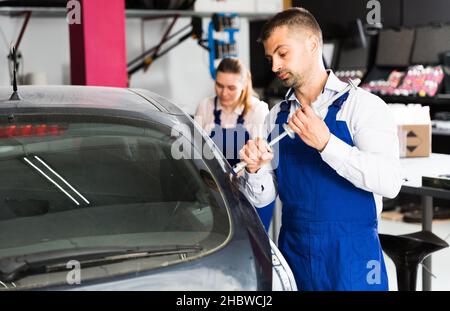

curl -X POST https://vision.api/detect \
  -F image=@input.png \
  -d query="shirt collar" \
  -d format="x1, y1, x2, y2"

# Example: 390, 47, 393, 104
284, 70, 347, 104
324, 69, 347, 93
215, 98, 245, 115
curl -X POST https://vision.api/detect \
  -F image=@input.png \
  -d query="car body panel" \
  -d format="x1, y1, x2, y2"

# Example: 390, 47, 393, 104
0, 85, 291, 291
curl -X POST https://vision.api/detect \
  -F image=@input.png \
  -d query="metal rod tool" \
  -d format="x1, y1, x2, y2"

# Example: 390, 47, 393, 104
231, 78, 361, 175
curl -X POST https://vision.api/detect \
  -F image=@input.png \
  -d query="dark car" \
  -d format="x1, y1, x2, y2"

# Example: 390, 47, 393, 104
0, 85, 296, 290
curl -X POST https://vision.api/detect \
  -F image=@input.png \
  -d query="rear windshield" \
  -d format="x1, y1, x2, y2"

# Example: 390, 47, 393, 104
0, 113, 230, 288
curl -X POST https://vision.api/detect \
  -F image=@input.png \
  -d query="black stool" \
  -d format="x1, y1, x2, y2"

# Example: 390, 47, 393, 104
379, 230, 449, 291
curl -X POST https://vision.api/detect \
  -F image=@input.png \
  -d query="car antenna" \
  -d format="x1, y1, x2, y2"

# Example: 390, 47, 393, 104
9, 45, 21, 101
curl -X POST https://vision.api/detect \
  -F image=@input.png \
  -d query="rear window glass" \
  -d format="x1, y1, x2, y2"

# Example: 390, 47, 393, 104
0, 114, 230, 288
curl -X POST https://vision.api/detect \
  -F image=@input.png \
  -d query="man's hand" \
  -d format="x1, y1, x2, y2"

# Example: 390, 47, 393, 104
239, 138, 274, 174
288, 104, 331, 152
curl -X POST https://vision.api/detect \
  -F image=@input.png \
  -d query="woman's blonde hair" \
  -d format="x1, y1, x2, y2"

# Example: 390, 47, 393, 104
216, 58, 257, 117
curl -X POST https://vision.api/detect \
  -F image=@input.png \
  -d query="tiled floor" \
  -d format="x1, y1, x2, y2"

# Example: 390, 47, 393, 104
378, 218, 450, 291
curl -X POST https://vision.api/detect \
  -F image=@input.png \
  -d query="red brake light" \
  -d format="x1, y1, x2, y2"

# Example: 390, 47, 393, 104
0, 124, 67, 138
22, 125, 32, 136
35, 124, 47, 136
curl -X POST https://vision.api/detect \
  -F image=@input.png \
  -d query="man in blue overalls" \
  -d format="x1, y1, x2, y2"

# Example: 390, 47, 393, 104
239, 8, 403, 290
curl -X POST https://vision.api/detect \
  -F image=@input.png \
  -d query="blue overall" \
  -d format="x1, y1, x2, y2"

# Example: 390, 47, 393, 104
210, 97, 275, 231
272, 92, 388, 290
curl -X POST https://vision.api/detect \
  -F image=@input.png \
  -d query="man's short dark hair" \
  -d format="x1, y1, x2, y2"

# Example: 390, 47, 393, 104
259, 7, 323, 45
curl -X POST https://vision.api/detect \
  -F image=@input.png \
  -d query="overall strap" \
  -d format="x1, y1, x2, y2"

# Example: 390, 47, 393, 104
213, 96, 221, 125
325, 91, 350, 122
279, 100, 291, 113
330, 92, 349, 109
236, 108, 245, 124
268, 100, 291, 143
215, 96, 247, 125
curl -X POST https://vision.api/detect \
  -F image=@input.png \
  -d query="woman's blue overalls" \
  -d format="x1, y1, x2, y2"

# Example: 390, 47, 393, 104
210, 97, 275, 231
271, 92, 388, 290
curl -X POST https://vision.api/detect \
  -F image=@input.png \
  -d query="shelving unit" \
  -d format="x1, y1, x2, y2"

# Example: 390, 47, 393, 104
380, 94, 450, 122
378, 94, 450, 154
0, 6, 274, 19
380, 94, 450, 106
433, 128, 450, 136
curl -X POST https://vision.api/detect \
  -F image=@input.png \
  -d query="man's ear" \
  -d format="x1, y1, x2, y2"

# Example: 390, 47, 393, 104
307, 34, 319, 54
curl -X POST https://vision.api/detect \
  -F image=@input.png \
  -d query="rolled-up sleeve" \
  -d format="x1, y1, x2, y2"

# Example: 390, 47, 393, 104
239, 106, 279, 207
240, 163, 278, 207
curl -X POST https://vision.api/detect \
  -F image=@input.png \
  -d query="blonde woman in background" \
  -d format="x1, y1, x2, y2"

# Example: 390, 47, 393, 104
195, 58, 274, 231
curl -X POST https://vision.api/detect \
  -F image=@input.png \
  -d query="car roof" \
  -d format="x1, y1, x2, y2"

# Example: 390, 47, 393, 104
0, 85, 185, 115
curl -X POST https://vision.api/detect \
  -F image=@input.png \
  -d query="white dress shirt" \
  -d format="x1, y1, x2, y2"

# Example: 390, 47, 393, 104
240, 71, 404, 216
194, 96, 269, 139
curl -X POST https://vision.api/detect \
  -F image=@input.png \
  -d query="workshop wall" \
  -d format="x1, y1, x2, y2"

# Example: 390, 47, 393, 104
0, 15, 70, 86
126, 17, 250, 115
0, 15, 251, 115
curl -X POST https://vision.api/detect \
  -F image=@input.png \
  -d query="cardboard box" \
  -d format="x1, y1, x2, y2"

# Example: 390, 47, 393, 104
397, 124, 431, 157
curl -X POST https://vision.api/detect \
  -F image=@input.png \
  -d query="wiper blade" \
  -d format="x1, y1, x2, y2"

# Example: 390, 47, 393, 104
0, 244, 202, 283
